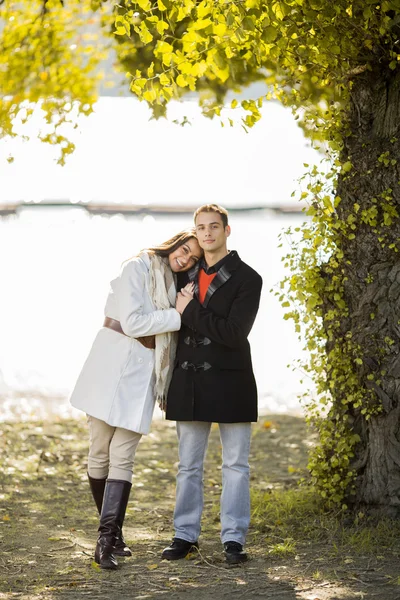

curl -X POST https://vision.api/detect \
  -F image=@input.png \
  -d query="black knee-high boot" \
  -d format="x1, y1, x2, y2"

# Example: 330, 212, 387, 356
94, 479, 132, 569
88, 474, 106, 513
88, 474, 132, 557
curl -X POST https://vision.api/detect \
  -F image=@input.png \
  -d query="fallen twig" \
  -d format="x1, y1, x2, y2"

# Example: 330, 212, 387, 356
295, 581, 333, 593
47, 543, 76, 551
349, 576, 373, 587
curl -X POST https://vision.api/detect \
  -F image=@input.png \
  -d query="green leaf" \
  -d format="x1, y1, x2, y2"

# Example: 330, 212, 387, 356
262, 26, 278, 42
137, 0, 152, 9
159, 72, 170, 85
138, 22, 153, 44
192, 18, 213, 30
156, 20, 169, 34
156, 40, 174, 54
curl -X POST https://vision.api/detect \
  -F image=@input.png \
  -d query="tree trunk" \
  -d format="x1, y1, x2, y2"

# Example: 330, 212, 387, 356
333, 68, 400, 514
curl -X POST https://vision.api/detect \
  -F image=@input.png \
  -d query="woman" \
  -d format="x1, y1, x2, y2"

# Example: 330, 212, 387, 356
70, 229, 202, 570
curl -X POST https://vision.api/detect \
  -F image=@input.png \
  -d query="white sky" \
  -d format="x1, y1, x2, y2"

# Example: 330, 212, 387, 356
0, 96, 320, 207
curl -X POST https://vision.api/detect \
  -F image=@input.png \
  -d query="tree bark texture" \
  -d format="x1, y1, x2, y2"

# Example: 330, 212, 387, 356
332, 68, 400, 513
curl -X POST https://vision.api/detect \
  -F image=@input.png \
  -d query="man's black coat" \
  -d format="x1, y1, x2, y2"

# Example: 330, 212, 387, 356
166, 251, 263, 423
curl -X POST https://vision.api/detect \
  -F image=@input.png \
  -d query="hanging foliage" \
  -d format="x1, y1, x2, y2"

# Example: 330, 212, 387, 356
0, 0, 105, 163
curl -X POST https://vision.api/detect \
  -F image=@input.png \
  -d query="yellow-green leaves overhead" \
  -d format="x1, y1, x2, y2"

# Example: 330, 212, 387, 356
0, 0, 103, 163
114, 0, 400, 141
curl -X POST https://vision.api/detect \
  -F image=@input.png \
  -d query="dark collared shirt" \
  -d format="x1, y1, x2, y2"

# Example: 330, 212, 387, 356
201, 251, 231, 275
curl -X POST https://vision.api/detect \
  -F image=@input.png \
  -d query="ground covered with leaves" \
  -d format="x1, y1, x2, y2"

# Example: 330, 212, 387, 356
1, 415, 400, 599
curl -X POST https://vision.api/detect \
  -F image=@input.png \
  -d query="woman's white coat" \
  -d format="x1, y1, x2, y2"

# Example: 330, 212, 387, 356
70, 253, 181, 434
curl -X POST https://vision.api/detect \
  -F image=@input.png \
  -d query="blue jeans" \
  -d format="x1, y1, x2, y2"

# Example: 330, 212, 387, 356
173, 421, 252, 546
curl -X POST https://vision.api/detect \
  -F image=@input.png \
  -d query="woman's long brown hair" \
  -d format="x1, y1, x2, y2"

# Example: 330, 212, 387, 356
143, 228, 199, 257
123, 228, 201, 265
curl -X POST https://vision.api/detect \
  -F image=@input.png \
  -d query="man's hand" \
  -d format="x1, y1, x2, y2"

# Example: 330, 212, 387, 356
176, 283, 194, 314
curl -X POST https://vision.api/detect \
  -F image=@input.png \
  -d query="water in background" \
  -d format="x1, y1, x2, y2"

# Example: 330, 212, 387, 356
0, 207, 311, 421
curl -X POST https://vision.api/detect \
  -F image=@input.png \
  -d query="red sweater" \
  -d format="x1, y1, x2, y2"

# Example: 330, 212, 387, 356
198, 268, 217, 305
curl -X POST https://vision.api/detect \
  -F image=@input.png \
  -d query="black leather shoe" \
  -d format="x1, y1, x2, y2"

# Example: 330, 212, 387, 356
161, 537, 199, 560
223, 541, 248, 564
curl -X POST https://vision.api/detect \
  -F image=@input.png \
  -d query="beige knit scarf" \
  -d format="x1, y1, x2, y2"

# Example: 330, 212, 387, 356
148, 253, 178, 411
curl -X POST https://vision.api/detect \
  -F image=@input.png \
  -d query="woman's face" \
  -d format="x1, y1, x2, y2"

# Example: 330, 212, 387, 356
168, 237, 202, 273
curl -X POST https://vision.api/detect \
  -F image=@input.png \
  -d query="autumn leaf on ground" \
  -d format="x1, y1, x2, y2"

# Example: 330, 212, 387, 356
263, 420, 277, 429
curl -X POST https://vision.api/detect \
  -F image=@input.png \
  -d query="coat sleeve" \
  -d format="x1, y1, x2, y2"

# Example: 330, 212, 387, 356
177, 272, 190, 288
114, 259, 181, 337
180, 274, 262, 348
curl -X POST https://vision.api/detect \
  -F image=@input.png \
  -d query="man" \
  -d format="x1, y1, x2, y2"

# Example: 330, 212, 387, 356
162, 204, 263, 564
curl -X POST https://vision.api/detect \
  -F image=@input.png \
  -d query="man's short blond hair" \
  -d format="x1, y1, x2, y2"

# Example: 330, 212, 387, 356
193, 204, 229, 228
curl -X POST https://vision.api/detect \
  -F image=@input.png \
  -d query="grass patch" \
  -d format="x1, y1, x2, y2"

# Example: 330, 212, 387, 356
251, 486, 400, 556
267, 538, 297, 557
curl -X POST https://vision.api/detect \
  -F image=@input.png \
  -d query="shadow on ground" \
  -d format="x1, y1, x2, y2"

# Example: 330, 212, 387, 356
0, 416, 397, 599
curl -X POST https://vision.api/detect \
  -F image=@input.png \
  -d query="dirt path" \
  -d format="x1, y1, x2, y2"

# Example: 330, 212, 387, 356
0, 415, 399, 599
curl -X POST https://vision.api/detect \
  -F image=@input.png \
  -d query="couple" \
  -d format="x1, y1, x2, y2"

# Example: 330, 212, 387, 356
70, 203, 263, 569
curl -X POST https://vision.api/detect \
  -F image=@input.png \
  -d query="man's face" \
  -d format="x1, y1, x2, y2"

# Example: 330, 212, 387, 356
195, 211, 230, 253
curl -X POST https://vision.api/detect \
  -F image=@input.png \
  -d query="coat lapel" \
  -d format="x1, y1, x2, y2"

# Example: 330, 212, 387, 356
188, 261, 201, 298
202, 265, 231, 307
202, 251, 241, 308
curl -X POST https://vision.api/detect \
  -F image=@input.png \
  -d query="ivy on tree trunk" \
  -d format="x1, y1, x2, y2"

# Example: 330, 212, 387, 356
335, 68, 400, 512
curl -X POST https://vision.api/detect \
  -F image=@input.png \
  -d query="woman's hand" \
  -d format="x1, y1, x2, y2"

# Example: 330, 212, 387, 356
176, 282, 194, 314
182, 282, 194, 297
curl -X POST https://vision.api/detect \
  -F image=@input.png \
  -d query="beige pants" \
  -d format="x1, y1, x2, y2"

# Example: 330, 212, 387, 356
87, 415, 142, 483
